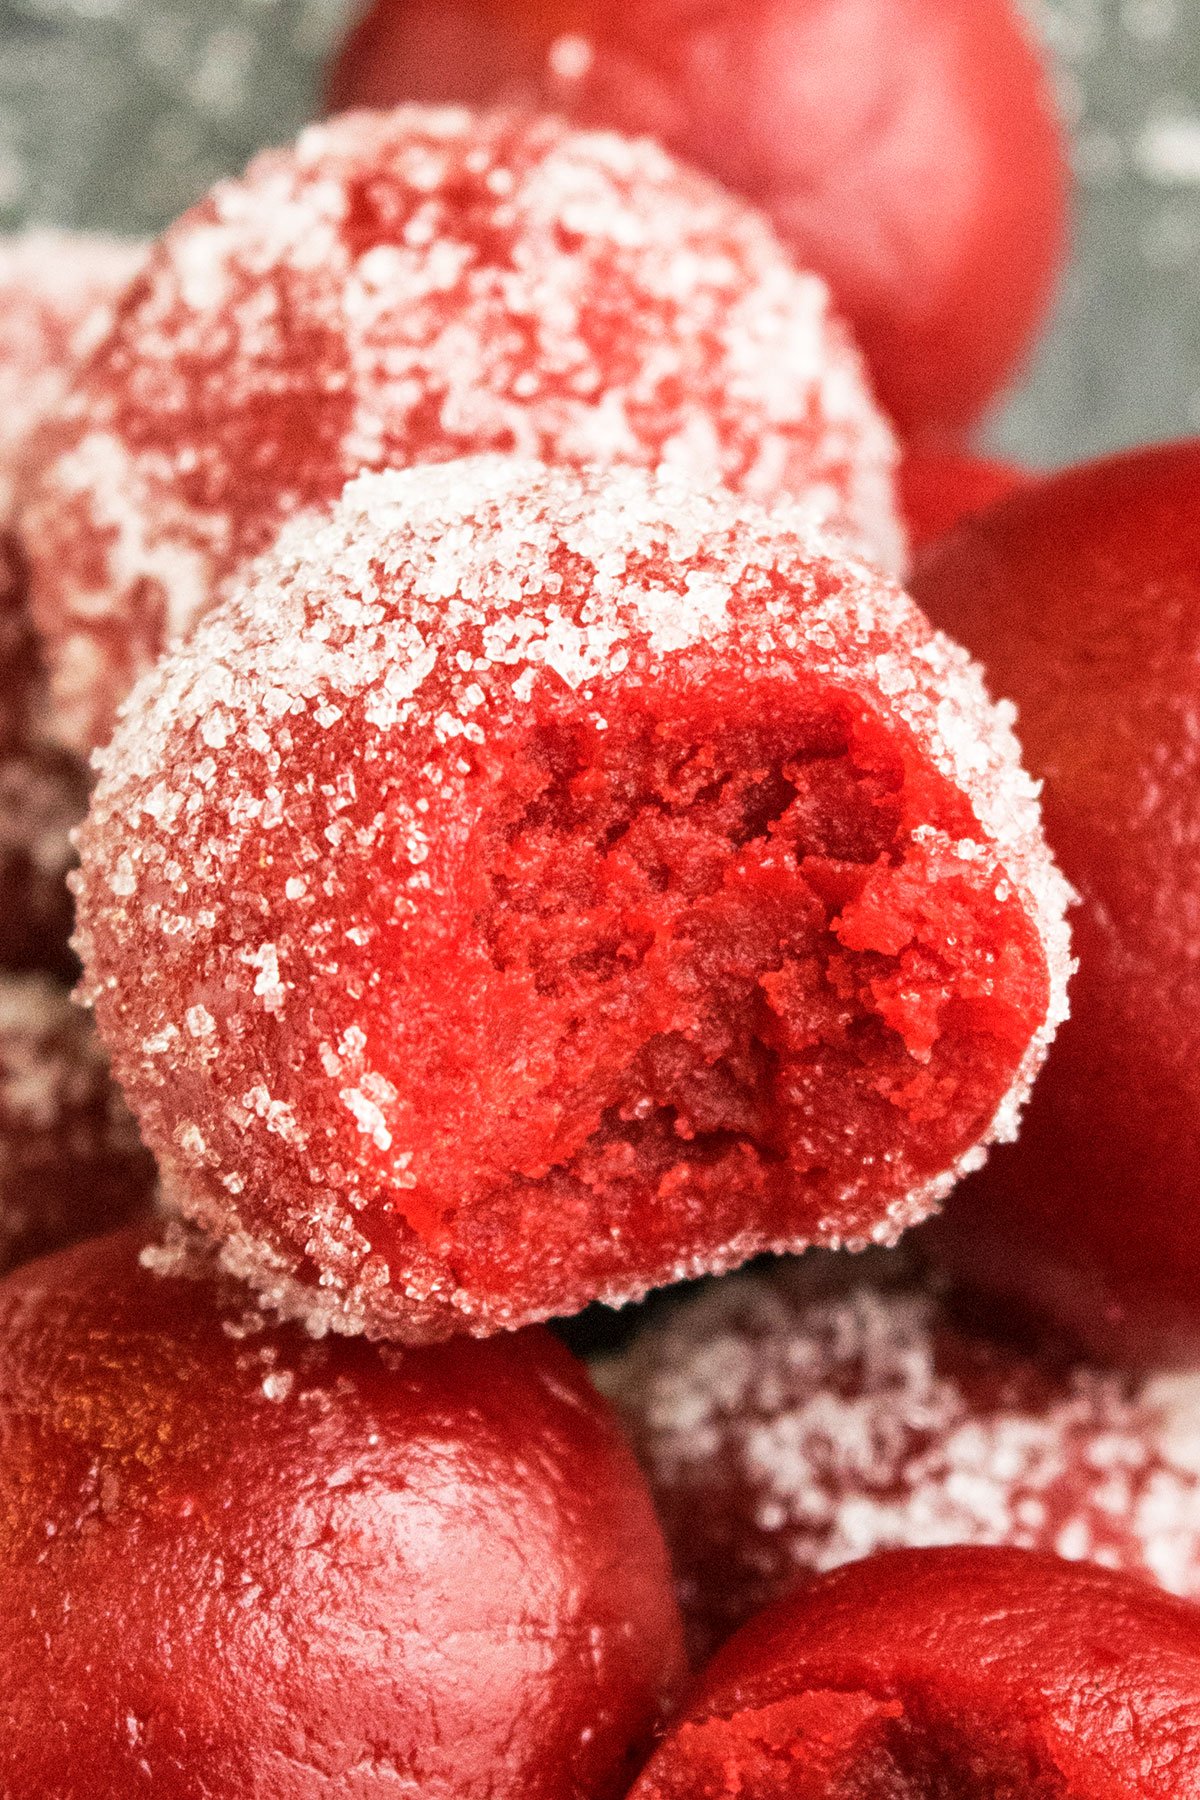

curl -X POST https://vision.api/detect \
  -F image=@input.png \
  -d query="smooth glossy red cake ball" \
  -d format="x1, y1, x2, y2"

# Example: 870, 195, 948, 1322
327, 0, 1069, 442
602, 1260, 1200, 1661
0, 230, 144, 524
75, 456, 1069, 1343
913, 442, 1200, 1367
0, 974, 155, 1275
899, 449, 1029, 554
628, 1545, 1200, 1799
23, 106, 902, 756
0, 1225, 685, 1796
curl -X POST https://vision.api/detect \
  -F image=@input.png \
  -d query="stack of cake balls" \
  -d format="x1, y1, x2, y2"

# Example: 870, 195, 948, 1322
6, 0, 1200, 1793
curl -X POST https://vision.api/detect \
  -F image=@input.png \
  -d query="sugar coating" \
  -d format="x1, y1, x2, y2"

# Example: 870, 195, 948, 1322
0, 973, 155, 1274
23, 105, 902, 753
0, 230, 145, 525
75, 456, 1069, 1343
601, 1262, 1200, 1660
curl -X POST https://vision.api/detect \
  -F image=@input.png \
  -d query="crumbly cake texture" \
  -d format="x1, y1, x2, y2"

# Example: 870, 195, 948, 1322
75, 456, 1070, 1343
0, 229, 145, 525
0, 973, 155, 1275
22, 104, 903, 755
600, 1262, 1200, 1662
627, 1546, 1200, 1800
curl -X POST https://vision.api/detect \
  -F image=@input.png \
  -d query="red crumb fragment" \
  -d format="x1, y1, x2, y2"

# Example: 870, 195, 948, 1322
901, 449, 1029, 554
327, 0, 1069, 441
22, 105, 902, 753
0, 1226, 684, 1796
74, 457, 1069, 1343
601, 1259, 1200, 1662
915, 442, 1200, 1367
0, 974, 155, 1274
628, 1545, 1200, 1799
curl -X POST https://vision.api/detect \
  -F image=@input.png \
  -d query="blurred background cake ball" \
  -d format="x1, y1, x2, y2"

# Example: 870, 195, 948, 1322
602, 1257, 1200, 1660
327, 0, 1069, 443
22, 105, 902, 753
0, 972, 155, 1276
914, 441, 1200, 1367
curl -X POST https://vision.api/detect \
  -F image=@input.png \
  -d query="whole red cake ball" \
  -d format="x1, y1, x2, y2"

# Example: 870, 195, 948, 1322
0, 974, 155, 1275
913, 442, 1200, 1367
0, 1225, 684, 1796
628, 1546, 1200, 1798
22, 106, 902, 755
327, 0, 1069, 442
899, 449, 1030, 554
75, 457, 1069, 1343
601, 1260, 1200, 1662
0, 230, 144, 524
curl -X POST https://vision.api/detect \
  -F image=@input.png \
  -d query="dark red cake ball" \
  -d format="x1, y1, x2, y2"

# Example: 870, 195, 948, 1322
0, 974, 155, 1275
75, 457, 1069, 1343
913, 442, 1200, 1367
327, 0, 1069, 442
602, 1260, 1200, 1661
628, 1546, 1200, 1798
899, 449, 1029, 554
0, 538, 91, 974
0, 230, 144, 523
23, 106, 902, 755
0, 1225, 685, 1796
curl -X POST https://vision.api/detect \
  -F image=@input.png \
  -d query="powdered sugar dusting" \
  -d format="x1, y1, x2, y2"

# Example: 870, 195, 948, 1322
24, 105, 901, 753
76, 456, 1067, 1342
0, 230, 145, 526
601, 1262, 1200, 1658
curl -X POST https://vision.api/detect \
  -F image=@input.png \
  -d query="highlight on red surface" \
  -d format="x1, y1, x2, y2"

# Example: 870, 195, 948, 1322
74, 457, 1069, 1343
0, 1225, 685, 1796
914, 440, 1200, 1367
327, 0, 1070, 441
628, 1544, 1200, 1798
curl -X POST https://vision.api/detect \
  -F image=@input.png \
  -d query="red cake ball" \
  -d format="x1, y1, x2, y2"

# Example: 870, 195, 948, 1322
628, 1546, 1200, 1798
22, 106, 903, 755
0, 974, 154, 1275
913, 442, 1200, 1367
75, 457, 1069, 1343
0, 1225, 685, 1796
602, 1261, 1200, 1661
327, 0, 1069, 442
900, 449, 1029, 554
0, 229, 144, 523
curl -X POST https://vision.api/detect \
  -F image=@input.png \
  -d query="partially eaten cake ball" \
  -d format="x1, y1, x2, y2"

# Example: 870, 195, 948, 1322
75, 457, 1069, 1342
23, 105, 902, 754
0, 974, 155, 1275
602, 1260, 1200, 1661
627, 1546, 1200, 1800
